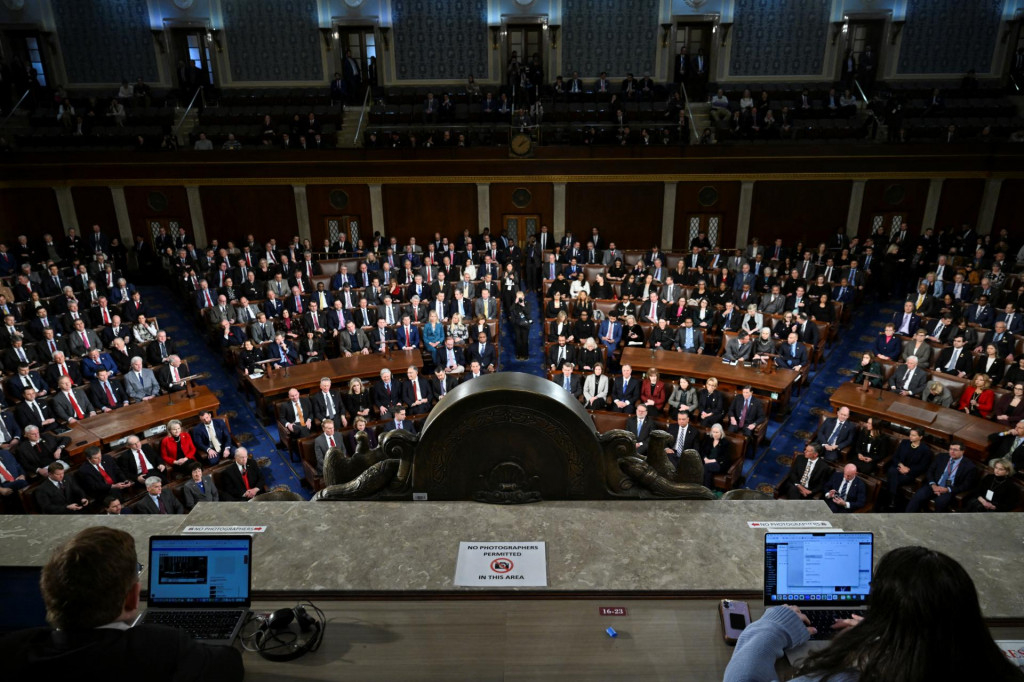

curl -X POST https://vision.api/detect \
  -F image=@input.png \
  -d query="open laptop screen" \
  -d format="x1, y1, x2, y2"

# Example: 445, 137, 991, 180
147, 536, 252, 607
764, 532, 873, 607
0, 566, 48, 633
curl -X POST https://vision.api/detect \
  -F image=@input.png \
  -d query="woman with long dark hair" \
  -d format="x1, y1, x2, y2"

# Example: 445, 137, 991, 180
725, 546, 1023, 681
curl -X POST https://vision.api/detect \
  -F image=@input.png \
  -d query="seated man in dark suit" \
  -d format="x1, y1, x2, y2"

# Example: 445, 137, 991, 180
220, 447, 266, 501
553, 363, 583, 400
888, 356, 928, 398
44, 351, 83, 388
778, 332, 809, 372
824, 463, 867, 513
385, 406, 417, 434
610, 364, 641, 413
988, 421, 1024, 471
905, 442, 977, 513
117, 436, 168, 486
156, 355, 188, 393
399, 366, 433, 415
664, 410, 701, 468
815, 406, 856, 461
722, 330, 754, 363
145, 330, 178, 365
778, 443, 829, 500
430, 366, 459, 401
191, 410, 232, 466
547, 335, 577, 371
14, 425, 69, 481
0, 527, 244, 677
87, 369, 128, 412
6, 363, 49, 400
625, 403, 654, 455
134, 478, 185, 516
371, 368, 400, 419
934, 336, 972, 378
34, 462, 89, 514
264, 333, 299, 368
727, 386, 765, 436
76, 446, 133, 501
466, 331, 496, 373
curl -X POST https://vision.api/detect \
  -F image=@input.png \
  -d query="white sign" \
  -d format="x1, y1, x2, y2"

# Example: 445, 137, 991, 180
182, 525, 268, 534
997, 641, 1024, 669
747, 521, 833, 530
454, 541, 547, 587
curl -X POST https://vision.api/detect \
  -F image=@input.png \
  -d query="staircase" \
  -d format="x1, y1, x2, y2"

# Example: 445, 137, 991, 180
0, 110, 31, 145
688, 102, 711, 142
173, 108, 200, 147
337, 106, 365, 148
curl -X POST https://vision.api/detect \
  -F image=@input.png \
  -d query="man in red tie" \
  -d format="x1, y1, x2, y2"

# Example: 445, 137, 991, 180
314, 419, 341, 476
54, 376, 96, 425
223, 447, 265, 501
78, 447, 132, 500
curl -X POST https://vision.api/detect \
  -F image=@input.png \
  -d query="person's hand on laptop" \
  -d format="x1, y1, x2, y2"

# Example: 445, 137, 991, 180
782, 604, 817, 637
832, 613, 863, 634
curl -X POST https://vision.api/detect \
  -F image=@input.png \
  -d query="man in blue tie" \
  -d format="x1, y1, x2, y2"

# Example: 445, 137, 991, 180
555, 363, 582, 399
905, 442, 977, 512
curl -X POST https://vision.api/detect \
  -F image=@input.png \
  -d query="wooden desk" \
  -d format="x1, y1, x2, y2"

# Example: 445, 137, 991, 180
243, 350, 424, 419
621, 347, 800, 410
829, 382, 1002, 461
62, 426, 100, 464
63, 386, 220, 454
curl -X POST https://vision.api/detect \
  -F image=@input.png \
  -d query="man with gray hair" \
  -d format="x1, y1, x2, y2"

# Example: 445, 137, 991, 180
124, 356, 161, 402
134, 476, 184, 514
221, 447, 266, 501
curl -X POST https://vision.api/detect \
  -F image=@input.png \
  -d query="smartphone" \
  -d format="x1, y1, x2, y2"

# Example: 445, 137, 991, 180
720, 599, 751, 645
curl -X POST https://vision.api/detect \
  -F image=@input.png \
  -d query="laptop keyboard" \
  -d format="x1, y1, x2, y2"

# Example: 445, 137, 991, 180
142, 609, 245, 640
805, 610, 856, 640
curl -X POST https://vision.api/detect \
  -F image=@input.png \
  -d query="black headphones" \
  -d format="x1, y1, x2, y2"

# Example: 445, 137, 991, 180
249, 601, 325, 662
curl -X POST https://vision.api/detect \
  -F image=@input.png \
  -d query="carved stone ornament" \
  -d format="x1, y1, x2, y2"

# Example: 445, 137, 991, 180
314, 373, 737, 504
683, 0, 709, 9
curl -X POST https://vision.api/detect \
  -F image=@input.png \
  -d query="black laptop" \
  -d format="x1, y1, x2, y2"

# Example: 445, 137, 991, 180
0, 566, 48, 635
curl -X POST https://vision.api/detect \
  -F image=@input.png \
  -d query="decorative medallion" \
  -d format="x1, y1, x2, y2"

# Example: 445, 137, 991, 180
684, 0, 709, 8
697, 185, 719, 207
824, 386, 837, 396
172, 0, 195, 9
884, 184, 906, 205
344, 0, 364, 7
514, 0, 535, 6
511, 187, 532, 208
756, 483, 776, 495
147, 191, 168, 212
329, 189, 349, 210
776, 456, 793, 467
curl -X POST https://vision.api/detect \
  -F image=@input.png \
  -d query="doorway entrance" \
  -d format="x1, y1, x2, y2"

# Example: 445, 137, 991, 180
840, 19, 884, 96
502, 214, 540, 248
336, 27, 377, 96
170, 29, 215, 93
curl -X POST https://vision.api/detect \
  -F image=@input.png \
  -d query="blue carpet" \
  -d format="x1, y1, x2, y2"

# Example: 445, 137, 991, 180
498, 291, 547, 376
741, 297, 900, 495
143, 286, 312, 499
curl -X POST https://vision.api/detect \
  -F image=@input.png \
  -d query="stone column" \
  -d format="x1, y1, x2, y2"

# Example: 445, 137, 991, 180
661, 181, 677, 250
921, 178, 943, 231
109, 186, 134, 246
553, 182, 566, 241
53, 187, 78, 234
735, 181, 754, 249
369, 183, 384, 236
976, 178, 1002, 236
293, 184, 311, 242
186, 186, 208, 247
846, 180, 865, 237
476, 183, 490, 235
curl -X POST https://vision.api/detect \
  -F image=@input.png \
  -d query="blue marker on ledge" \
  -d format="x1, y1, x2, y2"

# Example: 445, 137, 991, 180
605, 627, 618, 638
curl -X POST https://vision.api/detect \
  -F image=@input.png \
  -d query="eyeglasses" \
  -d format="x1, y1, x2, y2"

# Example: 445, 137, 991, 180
137, 562, 145, 578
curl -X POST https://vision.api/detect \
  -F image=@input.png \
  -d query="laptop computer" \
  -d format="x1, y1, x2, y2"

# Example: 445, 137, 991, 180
136, 535, 252, 645
763, 532, 873, 660
0, 566, 48, 635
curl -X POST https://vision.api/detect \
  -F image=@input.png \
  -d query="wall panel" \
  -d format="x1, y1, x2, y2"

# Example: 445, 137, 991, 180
566, 183, 663, 249
673, 181, 741, 250
730, 0, 831, 77
489, 183, 554, 241
222, 0, 323, 81
0, 188, 61, 244
391, 0, 488, 80
305, 185, 374, 246
858, 179, 930, 237
898, 0, 1002, 74
381, 184, 478, 245
935, 179, 985, 232
198, 186, 298, 246
750, 181, 852, 247
52, 0, 158, 84
562, 0, 658, 77
993, 179, 1024, 238
71, 187, 118, 237
123, 186, 193, 245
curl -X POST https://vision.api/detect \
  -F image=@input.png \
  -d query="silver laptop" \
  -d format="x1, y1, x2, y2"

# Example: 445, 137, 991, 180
136, 535, 252, 645
763, 532, 873, 661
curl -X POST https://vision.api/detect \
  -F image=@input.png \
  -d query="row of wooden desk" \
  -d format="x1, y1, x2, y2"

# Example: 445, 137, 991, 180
241, 350, 424, 420
621, 347, 800, 410
63, 385, 220, 461
829, 381, 1003, 462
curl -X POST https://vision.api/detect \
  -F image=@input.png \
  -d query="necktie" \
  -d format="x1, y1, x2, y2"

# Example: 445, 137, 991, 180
740, 400, 749, 425
0, 460, 13, 482
0, 418, 10, 443
16, 347, 26, 362
157, 495, 166, 513
96, 463, 112, 484
828, 421, 842, 445
636, 419, 643, 436
136, 450, 148, 474
937, 458, 959, 488
385, 382, 391, 394
675, 426, 685, 454
207, 423, 221, 451
103, 382, 115, 407
563, 376, 570, 391
68, 392, 84, 419
903, 369, 914, 390
32, 402, 43, 422
800, 459, 814, 487
946, 348, 959, 371
80, 331, 89, 349
838, 478, 850, 500
171, 366, 180, 382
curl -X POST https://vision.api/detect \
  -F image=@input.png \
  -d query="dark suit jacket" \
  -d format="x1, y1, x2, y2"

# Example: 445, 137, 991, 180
611, 376, 641, 406
786, 456, 829, 496
778, 341, 809, 369
44, 362, 83, 388
33, 477, 87, 514
924, 454, 978, 496
310, 390, 345, 423
727, 395, 766, 429
466, 342, 496, 369
553, 373, 583, 399
75, 454, 128, 499
547, 343, 577, 369
625, 415, 654, 454
429, 375, 459, 400
116, 445, 164, 483
666, 423, 701, 461
817, 417, 856, 451
825, 471, 866, 512
371, 381, 399, 410
988, 431, 1024, 470
87, 378, 128, 410
889, 365, 927, 396
934, 347, 972, 375
134, 489, 185, 514
399, 377, 433, 406
146, 338, 178, 365
190, 418, 231, 454
220, 461, 266, 501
